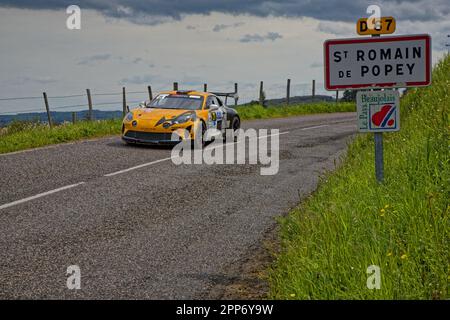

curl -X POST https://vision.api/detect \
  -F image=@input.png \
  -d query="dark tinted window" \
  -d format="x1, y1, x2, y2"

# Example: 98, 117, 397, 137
205, 96, 214, 109
148, 94, 204, 110
215, 97, 223, 106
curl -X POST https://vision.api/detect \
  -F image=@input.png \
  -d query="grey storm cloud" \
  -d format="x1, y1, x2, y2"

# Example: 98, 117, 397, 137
77, 53, 112, 65
240, 32, 283, 43
0, 1, 448, 24
212, 22, 244, 32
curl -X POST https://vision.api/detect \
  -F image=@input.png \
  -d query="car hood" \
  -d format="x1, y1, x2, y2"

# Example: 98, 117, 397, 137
131, 108, 198, 129
134, 108, 197, 119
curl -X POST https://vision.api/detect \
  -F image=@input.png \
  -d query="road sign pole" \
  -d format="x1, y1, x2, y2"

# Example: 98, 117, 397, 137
371, 33, 384, 183
374, 132, 384, 182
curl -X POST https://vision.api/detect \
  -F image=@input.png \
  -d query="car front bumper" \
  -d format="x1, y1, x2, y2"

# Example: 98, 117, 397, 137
122, 130, 183, 145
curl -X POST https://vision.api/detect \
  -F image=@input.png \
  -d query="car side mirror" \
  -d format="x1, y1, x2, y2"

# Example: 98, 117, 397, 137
209, 104, 219, 111
138, 101, 147, 108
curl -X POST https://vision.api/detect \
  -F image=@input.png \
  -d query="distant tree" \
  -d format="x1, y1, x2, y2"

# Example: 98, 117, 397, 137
342, 90, 357, 102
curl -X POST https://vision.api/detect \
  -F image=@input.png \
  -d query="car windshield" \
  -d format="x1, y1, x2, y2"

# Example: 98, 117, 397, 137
147, 94, 204, 110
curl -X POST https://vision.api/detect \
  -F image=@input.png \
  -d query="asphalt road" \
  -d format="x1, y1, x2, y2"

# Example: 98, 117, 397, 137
0, 112, 356, 299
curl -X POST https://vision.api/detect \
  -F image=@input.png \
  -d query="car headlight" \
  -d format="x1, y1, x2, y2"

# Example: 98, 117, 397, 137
175, 113, 194, 124
124, 112, 133, 122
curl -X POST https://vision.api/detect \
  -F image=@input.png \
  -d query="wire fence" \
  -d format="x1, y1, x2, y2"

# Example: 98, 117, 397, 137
0, 91, 148, 114
0, 80, 339, 127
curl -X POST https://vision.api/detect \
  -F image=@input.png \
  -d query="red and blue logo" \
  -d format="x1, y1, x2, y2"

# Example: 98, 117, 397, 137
370, 104, 397, 130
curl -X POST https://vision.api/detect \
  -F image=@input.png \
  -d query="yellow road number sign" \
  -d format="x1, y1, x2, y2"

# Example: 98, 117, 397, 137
357, 17, 396, 35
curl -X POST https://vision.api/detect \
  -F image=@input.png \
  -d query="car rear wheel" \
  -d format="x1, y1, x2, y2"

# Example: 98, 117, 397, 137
231, 116, 240, 131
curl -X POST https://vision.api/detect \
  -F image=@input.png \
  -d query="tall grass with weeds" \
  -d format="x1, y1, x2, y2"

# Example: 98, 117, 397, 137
268, 55, 449, 299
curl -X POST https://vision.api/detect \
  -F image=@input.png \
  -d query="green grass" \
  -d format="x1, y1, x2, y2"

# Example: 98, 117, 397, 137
236, 102, 355, 120
0, 119, 121, 154
0, 102, 354, 154
268, 55, 450, 299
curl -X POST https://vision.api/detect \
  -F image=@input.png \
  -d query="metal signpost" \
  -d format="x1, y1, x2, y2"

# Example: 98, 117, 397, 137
371, 33, 384, 182
323, 17, 432, 182
356, 90, 400, 181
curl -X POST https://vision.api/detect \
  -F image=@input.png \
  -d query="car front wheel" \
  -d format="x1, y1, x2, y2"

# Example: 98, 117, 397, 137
226, 116, 240, 142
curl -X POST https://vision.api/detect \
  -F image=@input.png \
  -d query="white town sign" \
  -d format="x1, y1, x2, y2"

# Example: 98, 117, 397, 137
324, 34, 431, 90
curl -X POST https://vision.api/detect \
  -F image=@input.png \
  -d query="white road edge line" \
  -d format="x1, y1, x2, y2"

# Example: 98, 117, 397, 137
104, 157, 173, 177
300, 124, 329, 130
0, 182, 85, 210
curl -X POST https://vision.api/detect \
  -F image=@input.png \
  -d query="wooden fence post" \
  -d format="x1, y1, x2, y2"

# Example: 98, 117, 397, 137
234, 83, 238, 106
312, 79, 316, 102
286, 79, 291, 105
259, 81, 264, 106
42, 92, 53, 128
122, 87, 126, 117
204, 83, 207, 92
86, 89, 93, 121
173, 82, 178, 91
72, 112, 77, 124
148, 86, 153, 101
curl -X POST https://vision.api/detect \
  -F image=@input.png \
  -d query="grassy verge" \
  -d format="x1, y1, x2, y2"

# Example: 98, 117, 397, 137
268, 56, 449, 299
0, 102, 354, 154
235, 102, 354, 119
0, 119, 121, 154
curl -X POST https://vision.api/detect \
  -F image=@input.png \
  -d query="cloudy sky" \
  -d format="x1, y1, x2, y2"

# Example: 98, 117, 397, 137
0, 0, 449, 113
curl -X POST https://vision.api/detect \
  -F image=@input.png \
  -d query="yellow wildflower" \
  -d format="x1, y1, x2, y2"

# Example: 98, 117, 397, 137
387, 252, 392, 257
290, 293, 296, 297
401, 254, 408, 260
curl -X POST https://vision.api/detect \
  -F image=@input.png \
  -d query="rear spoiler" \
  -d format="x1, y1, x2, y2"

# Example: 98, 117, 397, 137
211, 91, 239, 104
